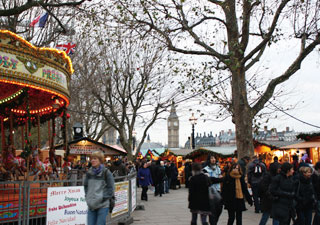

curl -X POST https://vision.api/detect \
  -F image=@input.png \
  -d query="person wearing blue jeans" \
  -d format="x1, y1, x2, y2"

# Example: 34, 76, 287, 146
259, 212, 279, 225
88, 208, 109, 225
84, 151, 115, 225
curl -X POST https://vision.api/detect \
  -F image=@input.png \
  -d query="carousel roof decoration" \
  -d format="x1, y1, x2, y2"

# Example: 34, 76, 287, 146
0, 29, 74, 128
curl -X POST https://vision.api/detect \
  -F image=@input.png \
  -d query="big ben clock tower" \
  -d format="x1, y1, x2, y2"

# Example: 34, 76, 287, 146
168, 102, 179, 148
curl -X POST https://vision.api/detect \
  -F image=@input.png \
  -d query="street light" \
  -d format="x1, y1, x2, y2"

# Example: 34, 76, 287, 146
189, 113, 197, 149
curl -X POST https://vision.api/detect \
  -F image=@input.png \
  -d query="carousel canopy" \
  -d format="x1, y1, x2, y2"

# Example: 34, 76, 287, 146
0, 30, 73, 126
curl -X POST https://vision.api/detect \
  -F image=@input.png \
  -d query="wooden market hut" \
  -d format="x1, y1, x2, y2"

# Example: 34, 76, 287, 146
55, 137, 126, 163
280, 133, 320, 164
254, 140, 302, 165
184, 146, 236, 163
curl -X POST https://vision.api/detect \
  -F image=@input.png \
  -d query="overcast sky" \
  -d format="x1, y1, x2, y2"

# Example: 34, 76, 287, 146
137, 39, 320, 147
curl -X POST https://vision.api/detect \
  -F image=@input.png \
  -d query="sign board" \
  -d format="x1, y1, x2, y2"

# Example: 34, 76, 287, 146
69, 142, 104, 155
131, 178, 136, 212
46, 186, 87, 225
111, 181, 129, 218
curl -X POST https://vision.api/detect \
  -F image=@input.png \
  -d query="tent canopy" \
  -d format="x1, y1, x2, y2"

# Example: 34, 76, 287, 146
280, 141, 320, 149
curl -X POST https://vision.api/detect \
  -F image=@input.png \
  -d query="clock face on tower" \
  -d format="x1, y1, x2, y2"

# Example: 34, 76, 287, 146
173, 121, 178, 126
75, 128, 82, 134
168, 121, 171, 126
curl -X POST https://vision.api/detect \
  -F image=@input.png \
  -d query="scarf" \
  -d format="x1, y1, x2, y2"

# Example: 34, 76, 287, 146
230, 169, 243, 199
92, 164, 103, 175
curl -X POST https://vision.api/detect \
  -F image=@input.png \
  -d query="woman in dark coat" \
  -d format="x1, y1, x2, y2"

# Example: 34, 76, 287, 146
258, 162, 281, 225
295, 166, 315, 225
221, 162, 253, 225
270, 162, 296, 225
188, 162, 211, 225
137, 161, 153, 201
312, 162, 320, 225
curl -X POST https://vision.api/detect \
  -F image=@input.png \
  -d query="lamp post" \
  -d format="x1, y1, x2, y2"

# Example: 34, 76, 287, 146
189, 113, 197, 149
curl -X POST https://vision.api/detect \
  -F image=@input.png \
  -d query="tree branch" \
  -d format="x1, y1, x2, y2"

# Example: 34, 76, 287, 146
0, 0, 86, 17
251, 35, 320, 115
243, 0, 290, 64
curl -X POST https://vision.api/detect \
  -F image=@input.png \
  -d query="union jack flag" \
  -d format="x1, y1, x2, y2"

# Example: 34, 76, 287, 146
56, 43, 76, 55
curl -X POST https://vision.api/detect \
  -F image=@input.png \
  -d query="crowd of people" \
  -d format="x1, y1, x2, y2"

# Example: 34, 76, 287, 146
73, 152, 320, 225
186, 154, 320, 225
136, 159, 180, 200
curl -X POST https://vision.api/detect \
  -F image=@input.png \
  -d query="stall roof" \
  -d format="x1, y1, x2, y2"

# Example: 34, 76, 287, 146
55, 137, 127, 155
255, 140, 303, 149
140, 148, 166, 156
280, 141, 320, 149
110, 145, 127, 153
169, 148, 194, 156
200, 146, 236, 156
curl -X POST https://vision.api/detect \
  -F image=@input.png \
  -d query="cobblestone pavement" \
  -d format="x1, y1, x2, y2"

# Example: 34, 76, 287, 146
131, 187, 273, 225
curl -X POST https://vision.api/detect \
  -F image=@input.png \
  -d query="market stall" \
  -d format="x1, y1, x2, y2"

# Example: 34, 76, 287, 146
55, 137, 127, 164
254, 140, 303, 165
280, 133, 320, 164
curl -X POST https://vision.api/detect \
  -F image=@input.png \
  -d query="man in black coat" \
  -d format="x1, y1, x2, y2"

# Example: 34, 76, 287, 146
149, 160, 160, 196
184, 160, 192, 188
156, 161, 166, 197
188, 163, 211, 225
169, 161, 178, 189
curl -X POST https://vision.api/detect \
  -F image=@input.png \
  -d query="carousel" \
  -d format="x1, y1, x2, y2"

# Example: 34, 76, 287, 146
0, 29, 73, 182
0, 30, 74, 222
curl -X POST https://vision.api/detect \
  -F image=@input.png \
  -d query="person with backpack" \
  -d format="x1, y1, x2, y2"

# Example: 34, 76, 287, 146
84, 151, 115, 225
203, 155, 223, 225
110, 158, 128, 177
248, 155, 266, 213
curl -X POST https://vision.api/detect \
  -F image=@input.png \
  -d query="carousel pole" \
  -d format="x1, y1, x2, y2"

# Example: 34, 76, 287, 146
62, 108, 68, 158
37, 114, 40, 149
21, 126, 24, 150
48, 120, 51, 148
25, 91, 31, 181
52, 117, 55, 148
9, 111, 14, 146
1, 117, 5, 152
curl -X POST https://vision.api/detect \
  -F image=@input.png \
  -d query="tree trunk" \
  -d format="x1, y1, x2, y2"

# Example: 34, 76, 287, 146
120, 139, 133, 161
231, 69, 254, 159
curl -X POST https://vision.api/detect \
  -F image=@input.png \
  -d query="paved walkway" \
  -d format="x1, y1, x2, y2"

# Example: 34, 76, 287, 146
132, 187, 273, 225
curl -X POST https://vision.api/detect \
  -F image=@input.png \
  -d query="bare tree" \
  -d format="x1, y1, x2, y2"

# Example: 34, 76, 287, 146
69, 21, 179, 159
0, 0, 89, 46
106, 0, 320, 158
68, 41, 112, 141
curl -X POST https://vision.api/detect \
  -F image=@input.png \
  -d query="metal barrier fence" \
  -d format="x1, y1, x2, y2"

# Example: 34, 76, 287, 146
0, 171, 137, 225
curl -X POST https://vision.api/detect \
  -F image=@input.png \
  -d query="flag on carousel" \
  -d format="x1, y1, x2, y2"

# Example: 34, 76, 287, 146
30, 12, 49, 28
56, 43, 76, 55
